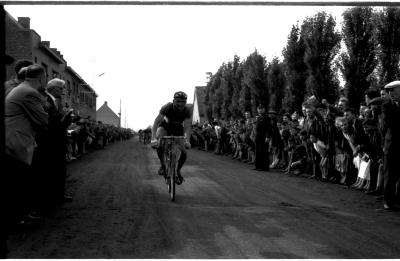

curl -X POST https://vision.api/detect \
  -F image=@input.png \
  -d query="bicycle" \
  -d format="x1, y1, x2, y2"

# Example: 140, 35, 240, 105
160, 136, 185, 201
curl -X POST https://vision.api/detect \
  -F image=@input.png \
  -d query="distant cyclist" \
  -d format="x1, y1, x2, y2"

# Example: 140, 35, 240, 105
151, 91, 192, 185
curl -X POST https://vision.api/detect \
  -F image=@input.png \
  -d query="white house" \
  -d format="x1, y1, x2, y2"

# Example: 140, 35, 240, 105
192, 86, 207, 125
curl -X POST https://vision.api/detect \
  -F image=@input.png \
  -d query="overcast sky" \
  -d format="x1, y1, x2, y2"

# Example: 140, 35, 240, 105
5, 2, 351, 130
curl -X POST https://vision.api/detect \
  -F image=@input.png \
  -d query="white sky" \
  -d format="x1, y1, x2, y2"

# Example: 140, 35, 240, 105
5, 2, 352, 130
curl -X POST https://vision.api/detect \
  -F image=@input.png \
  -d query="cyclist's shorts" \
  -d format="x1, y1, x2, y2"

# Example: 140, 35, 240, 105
159, 120, 184, 136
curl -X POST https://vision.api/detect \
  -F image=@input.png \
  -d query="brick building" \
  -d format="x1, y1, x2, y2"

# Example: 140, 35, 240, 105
5, 11, 97, 120
96, 101, 121, 127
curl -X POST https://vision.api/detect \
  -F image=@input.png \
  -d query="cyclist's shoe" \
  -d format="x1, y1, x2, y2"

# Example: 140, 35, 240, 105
158, 166, 166, 177
176, 172, 184, 185
184, 140, 191, 149
151, 139, 158, 149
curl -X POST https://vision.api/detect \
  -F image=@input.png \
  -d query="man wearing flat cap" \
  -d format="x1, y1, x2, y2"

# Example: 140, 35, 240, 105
381, 80, 400, 210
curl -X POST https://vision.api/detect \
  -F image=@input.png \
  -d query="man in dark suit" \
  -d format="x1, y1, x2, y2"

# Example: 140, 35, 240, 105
5, 64, 48, 224
1, 53, 16, 259
254, 104, 271, 171
44, 78, 73, 205
33, 78, 73, 211
381, 80, 400, 210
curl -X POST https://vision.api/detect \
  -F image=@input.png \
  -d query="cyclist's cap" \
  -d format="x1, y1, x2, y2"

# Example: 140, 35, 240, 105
173, 91, 187, 100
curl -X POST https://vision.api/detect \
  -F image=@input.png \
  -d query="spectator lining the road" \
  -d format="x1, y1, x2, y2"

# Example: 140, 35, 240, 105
188, 80, 400, 211
5, 64, 48, 225
4, 65, 134, 229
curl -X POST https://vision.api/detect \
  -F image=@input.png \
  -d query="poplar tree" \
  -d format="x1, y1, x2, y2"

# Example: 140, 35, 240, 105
220, 63, 234, 119
229, 55, 244, 119
301, 12, 341, 103
242, 49, 269, 112
340, 7, 377, 109
282, 24, 308, 113
375, 7, 400, 85
268, 57, 286, 113
204, 67, 223, 120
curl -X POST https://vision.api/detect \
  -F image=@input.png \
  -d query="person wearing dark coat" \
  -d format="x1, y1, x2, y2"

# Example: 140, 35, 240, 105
33, 78, 73, 211
381, 81, 400, 210
45, 79, 73, 205
254, 104, 271, 171
5, 65, 48, 223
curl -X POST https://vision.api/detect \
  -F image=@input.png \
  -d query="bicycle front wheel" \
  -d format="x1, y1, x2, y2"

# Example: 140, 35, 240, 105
169, 155, 176, 202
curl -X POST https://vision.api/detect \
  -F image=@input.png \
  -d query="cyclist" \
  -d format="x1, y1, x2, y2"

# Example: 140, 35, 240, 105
151, 91, 192, 185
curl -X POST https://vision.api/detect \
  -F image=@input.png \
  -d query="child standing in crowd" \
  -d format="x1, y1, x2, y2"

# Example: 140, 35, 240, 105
310, 133, 329, 181
285, 135, 307, 175
334, 117, 353, 185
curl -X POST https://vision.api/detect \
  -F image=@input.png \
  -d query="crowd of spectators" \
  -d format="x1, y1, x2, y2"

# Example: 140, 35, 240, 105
191, 82, 400, 211
66, 116, 133, 161
4, 60, 133, 231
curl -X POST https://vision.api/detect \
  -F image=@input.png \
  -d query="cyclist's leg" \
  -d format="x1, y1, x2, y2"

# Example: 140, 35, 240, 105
177, 145, 186, 173
175, 146, 186, 185
156, 126, 167, 175
177, 139, 187, 184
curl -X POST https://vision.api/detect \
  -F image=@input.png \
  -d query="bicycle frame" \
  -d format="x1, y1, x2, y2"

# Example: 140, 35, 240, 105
161, 136, 185, 201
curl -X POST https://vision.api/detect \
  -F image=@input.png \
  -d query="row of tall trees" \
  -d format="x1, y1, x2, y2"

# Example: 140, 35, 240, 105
204, 7, 400, 120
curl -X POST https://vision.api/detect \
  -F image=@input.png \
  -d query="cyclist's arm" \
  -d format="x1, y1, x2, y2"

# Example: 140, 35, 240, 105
152, 113, 164, 140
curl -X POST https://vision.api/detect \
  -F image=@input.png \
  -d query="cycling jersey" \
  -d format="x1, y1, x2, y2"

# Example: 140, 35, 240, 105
158, 102, 191, 135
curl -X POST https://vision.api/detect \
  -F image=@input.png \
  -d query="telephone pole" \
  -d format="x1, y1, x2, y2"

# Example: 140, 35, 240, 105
118, 99, 121, 128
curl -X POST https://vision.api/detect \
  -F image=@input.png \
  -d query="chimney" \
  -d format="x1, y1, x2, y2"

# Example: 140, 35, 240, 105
42, 41, 50, 47
104, 101, 108, 105
18, 17, 30, 29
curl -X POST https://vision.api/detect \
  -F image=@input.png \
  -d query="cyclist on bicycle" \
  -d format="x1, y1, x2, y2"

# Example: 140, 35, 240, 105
151, 91, 192, 185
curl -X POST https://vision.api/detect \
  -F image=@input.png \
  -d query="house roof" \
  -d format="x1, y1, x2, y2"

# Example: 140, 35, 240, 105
96, 101, 119, 118
187, 103, 193, 114
5, 12, 27, 31
39, 42, 66, 64
66, 66, 97, 96
194, 86, 207, 116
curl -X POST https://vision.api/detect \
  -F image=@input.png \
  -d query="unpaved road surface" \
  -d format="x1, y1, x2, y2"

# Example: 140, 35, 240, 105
6, 138, 400, 258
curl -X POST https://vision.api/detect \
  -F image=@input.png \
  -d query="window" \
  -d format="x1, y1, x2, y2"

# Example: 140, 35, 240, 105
66, 80, 71, 96
34, 57, 38, 63
41, 62, 48, 81
73, 82, 78, 95
52, 70, 58, 79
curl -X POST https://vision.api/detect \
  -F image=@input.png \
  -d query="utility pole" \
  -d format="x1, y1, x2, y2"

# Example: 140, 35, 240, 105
118, 99, 121, 128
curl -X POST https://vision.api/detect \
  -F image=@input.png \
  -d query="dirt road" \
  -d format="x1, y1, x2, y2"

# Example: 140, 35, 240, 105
6, 138, 400, 258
